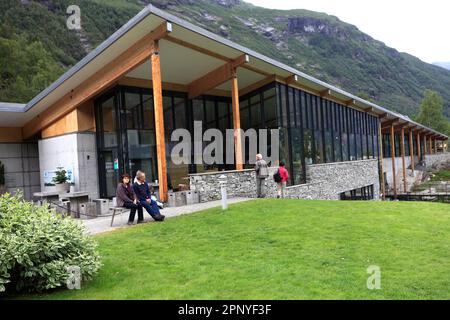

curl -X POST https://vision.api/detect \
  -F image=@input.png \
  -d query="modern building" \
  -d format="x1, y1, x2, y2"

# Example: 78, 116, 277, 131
0, 5, 448, 202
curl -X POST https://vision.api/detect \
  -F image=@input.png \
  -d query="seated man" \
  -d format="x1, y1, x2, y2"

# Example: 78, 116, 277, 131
133, 170, 165, 222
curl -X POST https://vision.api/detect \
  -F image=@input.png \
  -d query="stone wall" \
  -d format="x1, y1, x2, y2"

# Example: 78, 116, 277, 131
425, 153, 450, 168
38, 132, 99, 199
0, 143, 40, 199
189, 159, 381, 202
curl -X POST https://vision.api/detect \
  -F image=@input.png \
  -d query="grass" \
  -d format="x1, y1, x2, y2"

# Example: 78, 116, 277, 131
17, 199, 450, 300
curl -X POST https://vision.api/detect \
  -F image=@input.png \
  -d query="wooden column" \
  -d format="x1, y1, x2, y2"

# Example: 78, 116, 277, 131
378, 121, 385, 199
151, 40, 168, 202
231, 69, 243, 170
400, 128, 407, 193
409, 129, 415, 175
390, 125, 397, 198
423, 135, 427, 155
429, 136, 433, 154
416, 132, 421, 163
434, 139, 438, 154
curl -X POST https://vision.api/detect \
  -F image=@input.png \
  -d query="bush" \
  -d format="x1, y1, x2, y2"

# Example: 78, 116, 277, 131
0, 192, 101, 293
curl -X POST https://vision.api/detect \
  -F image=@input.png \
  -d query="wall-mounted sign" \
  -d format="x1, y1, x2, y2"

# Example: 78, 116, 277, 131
44, 167, 75, 186
114, 158, 119, 170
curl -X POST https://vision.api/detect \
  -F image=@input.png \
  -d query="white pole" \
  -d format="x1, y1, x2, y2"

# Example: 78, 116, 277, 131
219, 174, 228, 210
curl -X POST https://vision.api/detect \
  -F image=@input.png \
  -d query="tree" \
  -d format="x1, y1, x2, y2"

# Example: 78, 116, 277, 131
415, 90, 450, 137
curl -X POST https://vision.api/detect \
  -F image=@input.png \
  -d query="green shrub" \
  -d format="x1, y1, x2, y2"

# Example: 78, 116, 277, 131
0, 192, 101, 293
52, 167, 69, 184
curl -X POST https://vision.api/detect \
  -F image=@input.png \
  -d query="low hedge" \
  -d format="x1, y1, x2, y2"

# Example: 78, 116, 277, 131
0, 192, 101, 293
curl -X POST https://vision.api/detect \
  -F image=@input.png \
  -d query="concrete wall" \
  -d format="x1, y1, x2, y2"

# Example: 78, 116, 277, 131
0, 143, 40, 199
189, 159, 380, 201
38, 132, 99, 199
383, 156, 413, 190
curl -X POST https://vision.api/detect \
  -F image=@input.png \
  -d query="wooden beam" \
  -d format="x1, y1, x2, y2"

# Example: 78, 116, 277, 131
378, 113, 389, 119
378, 121, 386, 200
409, 129, 415, 175
363, 107, 373, 113
400, 128, 407, 193
320, 88, 332, 97
22, 21, 172, 139
118, 76, 231, 97
381, 119, 399, 129
187, 54, 249, 99
231, 70, 243, 170
151, 40, 168, 203
285, 74, 298, 85
345, 99, 356, 106
390, 124, 397, 199
239, 74, 277, 97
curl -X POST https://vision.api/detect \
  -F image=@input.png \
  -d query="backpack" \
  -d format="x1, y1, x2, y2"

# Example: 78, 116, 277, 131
273, 169, 282, 183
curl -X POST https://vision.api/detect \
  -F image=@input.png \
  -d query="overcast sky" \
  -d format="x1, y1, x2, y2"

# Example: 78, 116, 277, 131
245, 0, 449, 64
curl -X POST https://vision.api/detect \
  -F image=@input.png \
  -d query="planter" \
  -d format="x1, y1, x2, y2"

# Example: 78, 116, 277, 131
54, 183, 70, 193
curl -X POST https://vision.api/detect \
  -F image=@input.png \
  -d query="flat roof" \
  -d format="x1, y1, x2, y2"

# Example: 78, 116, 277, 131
2, 4, 448, 139
0, 102, 26, 113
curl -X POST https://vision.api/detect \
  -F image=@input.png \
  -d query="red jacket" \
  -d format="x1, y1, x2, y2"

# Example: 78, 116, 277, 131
278, 166, 289, 183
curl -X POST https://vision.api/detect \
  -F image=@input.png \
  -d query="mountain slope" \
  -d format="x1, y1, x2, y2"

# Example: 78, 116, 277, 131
1, 0, 450, 121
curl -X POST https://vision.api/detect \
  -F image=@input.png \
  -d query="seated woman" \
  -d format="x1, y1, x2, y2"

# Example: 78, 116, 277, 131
116, 173, 144, 225
133, 170, 165, 222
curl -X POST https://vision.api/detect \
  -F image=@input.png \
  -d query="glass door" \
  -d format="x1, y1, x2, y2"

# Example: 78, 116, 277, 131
95, 90, 123, 199
98, 150, 119, 198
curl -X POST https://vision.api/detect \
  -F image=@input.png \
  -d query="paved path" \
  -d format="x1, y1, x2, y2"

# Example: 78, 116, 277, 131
81, 197, 252, 235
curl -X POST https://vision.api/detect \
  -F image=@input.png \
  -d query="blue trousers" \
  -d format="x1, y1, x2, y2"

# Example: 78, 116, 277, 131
139, 199, 161, 219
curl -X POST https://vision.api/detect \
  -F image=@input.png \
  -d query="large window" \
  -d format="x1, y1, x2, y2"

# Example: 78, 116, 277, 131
270, 83, 379, 186
95, 82, 380, 196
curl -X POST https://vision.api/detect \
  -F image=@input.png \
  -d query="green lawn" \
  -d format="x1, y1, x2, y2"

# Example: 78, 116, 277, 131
21, 199, 450, 299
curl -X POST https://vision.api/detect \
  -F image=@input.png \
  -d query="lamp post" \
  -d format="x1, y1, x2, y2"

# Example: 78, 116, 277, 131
219, 174, 228, 210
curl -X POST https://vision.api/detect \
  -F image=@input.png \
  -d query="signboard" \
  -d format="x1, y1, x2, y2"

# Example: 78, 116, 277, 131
44, 167, 75, 186
114, 158, 119, 170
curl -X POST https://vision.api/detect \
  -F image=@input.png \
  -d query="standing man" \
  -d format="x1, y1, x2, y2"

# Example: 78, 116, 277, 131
254, 154, 269, 198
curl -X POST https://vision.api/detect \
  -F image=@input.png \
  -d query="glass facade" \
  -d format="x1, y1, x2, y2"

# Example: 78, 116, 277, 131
95, 82, 380, 197
275, 83, 379, 186
382, 132, 415, 158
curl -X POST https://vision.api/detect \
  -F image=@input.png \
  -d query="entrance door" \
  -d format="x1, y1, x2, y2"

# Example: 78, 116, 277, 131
99, 150, 120, 198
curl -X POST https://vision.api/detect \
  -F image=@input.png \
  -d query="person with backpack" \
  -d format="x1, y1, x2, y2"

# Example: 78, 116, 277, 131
274, 161, 289, 198
254, 154, 269, 198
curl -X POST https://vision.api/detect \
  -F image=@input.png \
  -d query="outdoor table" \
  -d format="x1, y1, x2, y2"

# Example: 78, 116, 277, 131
59, 192, 90, 218
33, 191, 61, 205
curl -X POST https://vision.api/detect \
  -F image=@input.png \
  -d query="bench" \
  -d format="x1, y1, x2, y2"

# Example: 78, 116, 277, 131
110, 206, 130, 227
